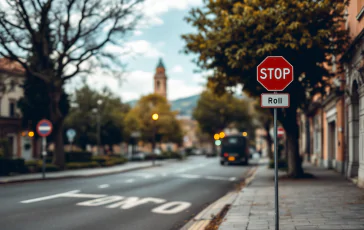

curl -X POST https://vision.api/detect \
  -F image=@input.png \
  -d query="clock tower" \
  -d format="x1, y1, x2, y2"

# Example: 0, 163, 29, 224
154, 58, 167, 98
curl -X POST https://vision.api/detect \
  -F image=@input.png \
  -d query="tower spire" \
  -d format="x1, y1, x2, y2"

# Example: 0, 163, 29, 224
157, 58, 165, 69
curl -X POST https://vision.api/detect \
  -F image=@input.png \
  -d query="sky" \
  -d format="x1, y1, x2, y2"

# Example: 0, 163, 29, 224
65, 0, 209, 102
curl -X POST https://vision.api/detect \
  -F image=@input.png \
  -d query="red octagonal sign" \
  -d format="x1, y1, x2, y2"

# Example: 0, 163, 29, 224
257, 56, 294, 91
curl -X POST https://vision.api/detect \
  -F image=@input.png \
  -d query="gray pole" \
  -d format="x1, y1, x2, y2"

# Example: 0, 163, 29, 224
42, 137, 47, 179
97, 112, 101, 155
152, 120, 156, 166
274, 104, 279, 229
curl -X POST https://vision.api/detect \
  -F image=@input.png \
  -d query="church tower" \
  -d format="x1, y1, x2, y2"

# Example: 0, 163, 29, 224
154, 58, 167, 98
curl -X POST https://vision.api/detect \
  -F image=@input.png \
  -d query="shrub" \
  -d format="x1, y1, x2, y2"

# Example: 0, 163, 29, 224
101, 157, 127, 167
268, 159, 288, 170
25, 160, 42, 173
66, 161, 99, 169
92, 156, 108, 164
0, 158, 26, 175
44, 163, 60, 172
46, 151, 93, 163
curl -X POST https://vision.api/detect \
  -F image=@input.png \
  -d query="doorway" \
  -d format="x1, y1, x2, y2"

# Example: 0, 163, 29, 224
328, 121, 336, 169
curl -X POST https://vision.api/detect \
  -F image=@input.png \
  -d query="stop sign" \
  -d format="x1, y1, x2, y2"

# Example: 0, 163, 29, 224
257, 56, 294, 91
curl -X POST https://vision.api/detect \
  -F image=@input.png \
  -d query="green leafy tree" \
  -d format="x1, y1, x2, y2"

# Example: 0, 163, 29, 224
0, 0, 143, 168
193, 89, 253, 140
64, 84, 130, 152
182, 0, 348, 177
123, 94, 183, 146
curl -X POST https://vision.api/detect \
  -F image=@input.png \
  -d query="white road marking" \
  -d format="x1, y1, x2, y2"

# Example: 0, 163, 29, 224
205, 176, 229, 181
106, 197, 165, 209
57, 193, 106, 199
178, 174, 201, 179
125, 179, 134, 183
98, 184, 109, 188
21, 190, 81, 203
22, 191, 191, 215
20, 190, 106, 203
143, 175, 155, 179
77, 196, 124, 206
229, 177, 237, 181
152, 201, 191, 214
130, 173, 154, 177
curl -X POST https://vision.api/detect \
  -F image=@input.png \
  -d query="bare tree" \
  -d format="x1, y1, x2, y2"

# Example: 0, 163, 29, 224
0, 0, 143, 168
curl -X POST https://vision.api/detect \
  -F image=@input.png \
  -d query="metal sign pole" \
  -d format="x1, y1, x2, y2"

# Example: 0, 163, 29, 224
274, 92, 279, 230
42, 137, 47, 179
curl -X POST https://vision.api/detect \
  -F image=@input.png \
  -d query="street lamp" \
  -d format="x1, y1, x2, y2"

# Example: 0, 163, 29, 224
151, 113, 159, 166
92, 99, 103, 155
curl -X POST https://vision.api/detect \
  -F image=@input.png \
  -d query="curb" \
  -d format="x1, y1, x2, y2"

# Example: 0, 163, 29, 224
0, 163, 163, 185
180, 164, 260, 230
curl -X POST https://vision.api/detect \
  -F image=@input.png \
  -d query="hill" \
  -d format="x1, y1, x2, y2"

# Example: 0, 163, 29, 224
126, 93, 246, 117
126, 94, 200, 117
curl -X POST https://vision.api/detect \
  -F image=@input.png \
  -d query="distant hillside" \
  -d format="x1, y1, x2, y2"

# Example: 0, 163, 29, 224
170, 95, 200, 116
126, 94, 200, 117
126, 93, 246, 117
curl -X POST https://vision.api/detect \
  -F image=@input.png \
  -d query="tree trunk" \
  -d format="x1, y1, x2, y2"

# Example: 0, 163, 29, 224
52, 118, 65, 169
264, 120, 273, 159
49, 87, 65, 169
282, 107, 304, 178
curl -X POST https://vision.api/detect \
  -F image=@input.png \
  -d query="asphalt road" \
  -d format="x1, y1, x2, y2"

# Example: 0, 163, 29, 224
0, 156, 254, 230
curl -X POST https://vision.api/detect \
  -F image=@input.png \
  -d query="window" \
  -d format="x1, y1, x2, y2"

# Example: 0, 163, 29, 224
314, 116, 321, 152
156, 80, 160, 90
9, 100, 16, 117
344, 8, 349, 30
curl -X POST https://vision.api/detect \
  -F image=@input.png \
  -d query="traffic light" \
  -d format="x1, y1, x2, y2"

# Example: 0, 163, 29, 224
219, 132, 225, 138
215, 140, 221, 146
214, 134, 220, 140
242, 132, 248, 137
28, 131, 34, 137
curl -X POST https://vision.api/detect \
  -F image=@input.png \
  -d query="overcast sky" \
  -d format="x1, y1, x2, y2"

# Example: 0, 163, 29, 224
65, 0, 208, 102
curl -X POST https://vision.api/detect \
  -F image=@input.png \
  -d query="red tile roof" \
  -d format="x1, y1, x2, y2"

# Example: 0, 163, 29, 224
0, 58, 25, 76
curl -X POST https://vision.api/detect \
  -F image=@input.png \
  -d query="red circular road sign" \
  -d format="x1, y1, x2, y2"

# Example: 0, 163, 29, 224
257, 56, 294, 91
277, 127, 285, 138
36, 119, 53, 137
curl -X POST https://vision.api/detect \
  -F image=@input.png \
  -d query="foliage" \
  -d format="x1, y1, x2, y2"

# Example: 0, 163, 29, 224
0, 158, 26, 175
123, 94, 183, 145
193, 89, 253, 137
17, 74, 70, 139
0, 0, 143, 169
0, 138, 11, 158
182, 0, 349, 177
64, 84, 130, 150
66, 161, 99, 169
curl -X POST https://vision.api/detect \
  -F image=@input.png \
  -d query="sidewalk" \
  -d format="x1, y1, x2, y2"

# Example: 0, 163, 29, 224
0, 160, 169, 184
219, 161, 364, 230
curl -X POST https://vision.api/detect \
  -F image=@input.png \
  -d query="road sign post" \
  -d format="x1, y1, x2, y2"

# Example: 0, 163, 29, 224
36, 119, 53, 179
66, 129, 76, 151
258, 56, 294, 230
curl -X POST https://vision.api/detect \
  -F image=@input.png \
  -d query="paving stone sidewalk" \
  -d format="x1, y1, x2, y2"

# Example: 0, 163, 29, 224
219, 161, 364, 230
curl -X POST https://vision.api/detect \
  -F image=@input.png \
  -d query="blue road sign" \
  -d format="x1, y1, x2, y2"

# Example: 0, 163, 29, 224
66, 129, 76, 140
36, 119, 53, 137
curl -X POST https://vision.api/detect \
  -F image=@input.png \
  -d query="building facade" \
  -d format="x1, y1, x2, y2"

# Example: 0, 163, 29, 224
0, 58, 33, 159
298, 1, 364, 186
342, 0, 364, 186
